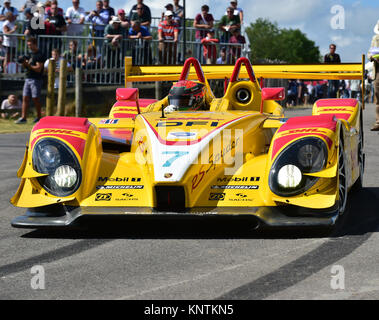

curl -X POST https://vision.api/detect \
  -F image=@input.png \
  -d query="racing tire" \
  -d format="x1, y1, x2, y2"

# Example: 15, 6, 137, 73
337, 138, 348, 216
352, 114, 364, 191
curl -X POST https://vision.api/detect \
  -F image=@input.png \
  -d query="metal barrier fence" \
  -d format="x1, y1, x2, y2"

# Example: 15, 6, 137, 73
0, 33, 245, 85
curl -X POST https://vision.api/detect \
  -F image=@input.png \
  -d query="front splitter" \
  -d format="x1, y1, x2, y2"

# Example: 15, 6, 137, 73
11, 204, 339, 229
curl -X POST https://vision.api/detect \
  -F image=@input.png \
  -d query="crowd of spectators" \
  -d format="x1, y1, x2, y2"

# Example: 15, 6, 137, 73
0, 0, 248, 123
286, 79, 366, 108
0, 0, 247, 73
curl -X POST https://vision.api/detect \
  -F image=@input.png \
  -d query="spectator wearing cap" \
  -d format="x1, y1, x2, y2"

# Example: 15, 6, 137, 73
129, 0, 151, 28
229, 0, 243, 26
193, 5, 214, 63
162, 4, 179, 24
218, 6, 240, 44
104, 16, 124, 68
201, 29, 219, 64
103, 0, 115, 18
228, 28, 245, 64
117, 9, 130, 30
158, 10, 179, 64
130, 1, 151, 29
128, 20, 152, 65
0, 0, 18, 31
65, 0, 86, 37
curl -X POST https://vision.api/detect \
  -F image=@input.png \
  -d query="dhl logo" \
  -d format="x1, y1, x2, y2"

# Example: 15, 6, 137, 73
113, 108, 138, 112
280, 128, 328, 136
318, 108, 351, 112
38, 129, 81, 136
31, 128, 87, 141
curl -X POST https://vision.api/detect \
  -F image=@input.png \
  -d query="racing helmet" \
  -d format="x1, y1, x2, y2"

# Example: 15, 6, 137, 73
168, 80, 207, 111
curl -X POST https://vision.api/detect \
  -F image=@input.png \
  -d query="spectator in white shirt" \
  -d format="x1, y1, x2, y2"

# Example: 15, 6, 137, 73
44, 48, 72, 89
2, 11, 17, 74
66, 0, 86, 36
1, 94, 21, 119
228, 0, 243, 26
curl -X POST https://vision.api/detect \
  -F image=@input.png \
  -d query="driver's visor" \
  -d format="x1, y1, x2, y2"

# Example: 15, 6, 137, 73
168, 97, 193, 109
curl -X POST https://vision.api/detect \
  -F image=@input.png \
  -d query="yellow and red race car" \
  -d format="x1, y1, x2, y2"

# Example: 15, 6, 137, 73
10, 57, 364, 229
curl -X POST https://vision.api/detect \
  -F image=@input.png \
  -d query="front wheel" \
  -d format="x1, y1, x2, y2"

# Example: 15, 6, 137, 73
337, 140, 348, 216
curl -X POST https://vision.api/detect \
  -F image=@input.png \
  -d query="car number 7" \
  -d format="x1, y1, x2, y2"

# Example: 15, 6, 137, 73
162, 151, 189, 167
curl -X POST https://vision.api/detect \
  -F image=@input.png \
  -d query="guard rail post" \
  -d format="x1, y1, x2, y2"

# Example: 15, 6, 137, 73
75, 67, 83, 117
46, 59, 56, 116
57, 59, 67, 116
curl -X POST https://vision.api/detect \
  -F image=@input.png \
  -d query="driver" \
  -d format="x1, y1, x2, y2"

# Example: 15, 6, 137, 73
165, 80, 208, 112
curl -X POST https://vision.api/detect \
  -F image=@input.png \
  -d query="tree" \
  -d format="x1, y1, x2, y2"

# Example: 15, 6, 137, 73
246, 18, 321, 63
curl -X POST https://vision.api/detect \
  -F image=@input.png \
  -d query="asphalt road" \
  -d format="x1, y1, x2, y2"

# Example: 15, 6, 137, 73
1, 105, 379, 300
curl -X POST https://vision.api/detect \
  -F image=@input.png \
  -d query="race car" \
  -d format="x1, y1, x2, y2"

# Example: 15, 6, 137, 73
10, 57, 364, 229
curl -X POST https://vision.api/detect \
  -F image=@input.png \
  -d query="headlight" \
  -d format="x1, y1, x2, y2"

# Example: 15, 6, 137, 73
32, 138, 81, 197
277, 165, 302, 188
269, 137, 327, 197
53, 165, 78, 188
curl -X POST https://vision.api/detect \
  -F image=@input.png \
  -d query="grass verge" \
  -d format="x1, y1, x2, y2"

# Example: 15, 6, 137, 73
0, 117, 35, 134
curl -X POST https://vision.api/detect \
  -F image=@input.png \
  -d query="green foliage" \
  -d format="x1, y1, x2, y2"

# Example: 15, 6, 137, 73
246, 18, 321, 63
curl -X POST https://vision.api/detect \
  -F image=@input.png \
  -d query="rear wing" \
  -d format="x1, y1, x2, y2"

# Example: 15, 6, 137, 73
124, 54, 366, 109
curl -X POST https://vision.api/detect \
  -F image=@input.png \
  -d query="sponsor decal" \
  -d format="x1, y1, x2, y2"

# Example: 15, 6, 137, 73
98, 177, 141, 182
99, 119, 119, 124
209, 193, 225, 201
162, 151, 189, 167
115, 193, 138, 201
159, 117, 224, 121
122, 193, 134, 197
156, 121, 219, 127
164, 173, 173, 179
211, 185, 259, 190
95, 193, 112, 201
35, 129, 81, 136
228, 193, 253, 202
217, 177, 260, 182
167, 132, 198, 140
191, 137, 241, 192
236, 193, 247, 198
319, 108, 349, 112
96, 185, 144, 190
281, 128, 328, 136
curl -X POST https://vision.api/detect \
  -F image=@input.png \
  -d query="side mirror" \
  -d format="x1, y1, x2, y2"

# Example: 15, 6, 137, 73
261, 87, 285, 101
116, 88, 139, 101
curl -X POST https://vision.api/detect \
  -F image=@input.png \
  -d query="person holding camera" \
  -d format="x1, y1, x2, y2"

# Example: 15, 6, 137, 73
15, 37, 45, 124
